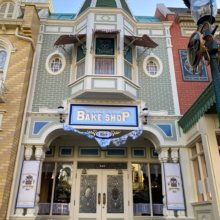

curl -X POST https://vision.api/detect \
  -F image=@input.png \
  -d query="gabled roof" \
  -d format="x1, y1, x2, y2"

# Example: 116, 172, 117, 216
178, 83, 216, 133
78, 0, 132, 16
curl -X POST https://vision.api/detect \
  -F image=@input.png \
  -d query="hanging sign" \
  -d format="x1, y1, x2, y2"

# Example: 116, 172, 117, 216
16, 160, 40, 208
164, 163, 185, 210
69, 104, 138, 127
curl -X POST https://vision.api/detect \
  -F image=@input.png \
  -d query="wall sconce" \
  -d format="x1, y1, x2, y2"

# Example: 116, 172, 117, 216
140, 108, 149, 125
57, 106, 65, 123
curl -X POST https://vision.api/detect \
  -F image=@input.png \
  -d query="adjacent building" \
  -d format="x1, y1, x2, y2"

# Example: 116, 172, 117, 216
0, 1, 220, 220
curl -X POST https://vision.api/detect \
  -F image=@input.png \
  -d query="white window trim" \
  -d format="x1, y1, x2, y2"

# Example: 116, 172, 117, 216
46, 51, 66, 75
143, 53, 163, 78
0, 38, 15, 81
0, 1, 15, 19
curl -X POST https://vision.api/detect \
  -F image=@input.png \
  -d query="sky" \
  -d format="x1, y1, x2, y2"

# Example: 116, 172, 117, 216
51, 0, 187, 16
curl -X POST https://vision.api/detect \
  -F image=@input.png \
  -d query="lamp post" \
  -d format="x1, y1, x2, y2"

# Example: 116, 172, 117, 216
183, 0, 220, 124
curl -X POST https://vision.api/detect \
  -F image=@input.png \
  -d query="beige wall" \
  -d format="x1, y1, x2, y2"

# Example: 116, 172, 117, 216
0, 4, 40, 219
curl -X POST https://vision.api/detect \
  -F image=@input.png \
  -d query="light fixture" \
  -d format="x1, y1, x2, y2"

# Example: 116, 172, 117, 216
57, 106, 65, 123
183, 0, 220, 126
186, 0, 218, 25
140, 108, 149, 125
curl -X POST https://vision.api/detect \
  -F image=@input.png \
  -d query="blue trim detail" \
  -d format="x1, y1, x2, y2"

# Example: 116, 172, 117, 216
157, 124, 172, 137
33, 122, 48, 134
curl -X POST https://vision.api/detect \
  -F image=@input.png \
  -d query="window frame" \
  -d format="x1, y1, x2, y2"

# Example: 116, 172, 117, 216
94, 36, 116, 75
124, 43, 133, 80
0, 1, 15, 19
190, 140, 212, 202
143, 54, 163, 78
46, 51, 66, 75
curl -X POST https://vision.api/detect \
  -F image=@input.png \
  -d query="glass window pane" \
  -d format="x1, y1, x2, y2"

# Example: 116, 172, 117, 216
77, 44, 86, 62
147, 61, 158, 75
201, 154, 212, 201
132, 163, 150, 216
95, 57, 114, 75
124, 62, 132, 80
150, 164, 163, 216
53, 163, 72, 215
192, 158, 204, 202
96, 38, 114, 55
0, 50, 7, 70
124, 44, 132, 63
76, 60, 85, 79
39, 162, 55, 215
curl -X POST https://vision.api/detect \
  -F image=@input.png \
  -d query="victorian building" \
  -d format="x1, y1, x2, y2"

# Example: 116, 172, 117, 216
1, 1, 220, 220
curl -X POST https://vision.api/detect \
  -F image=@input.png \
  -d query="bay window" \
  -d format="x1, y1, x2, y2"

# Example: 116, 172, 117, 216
124, 44, 133, 80
76, 43, 86, 79
95, 38, 115, 75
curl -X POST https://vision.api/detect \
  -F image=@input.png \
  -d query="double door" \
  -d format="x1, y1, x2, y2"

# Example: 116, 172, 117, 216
75, 169, 129, 220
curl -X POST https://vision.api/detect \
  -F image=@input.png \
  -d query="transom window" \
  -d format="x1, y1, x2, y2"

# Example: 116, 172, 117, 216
95, 38, 115, 75
0, 2, 15, 18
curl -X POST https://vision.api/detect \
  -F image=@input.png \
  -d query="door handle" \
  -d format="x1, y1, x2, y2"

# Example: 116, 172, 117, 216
98, 193, 101, 205
103, 193, 106, 205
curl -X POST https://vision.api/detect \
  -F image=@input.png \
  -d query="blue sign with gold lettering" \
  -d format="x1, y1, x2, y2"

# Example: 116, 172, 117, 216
69, 105, 138, 127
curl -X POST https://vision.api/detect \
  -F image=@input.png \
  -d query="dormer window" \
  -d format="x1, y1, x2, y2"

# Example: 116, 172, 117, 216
95, 38, 115, 75
0, 2, 15, 18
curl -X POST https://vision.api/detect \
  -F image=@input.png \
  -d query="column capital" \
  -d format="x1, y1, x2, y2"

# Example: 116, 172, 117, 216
159, 148, 169, 163
171, 148, 179, 163
35, 145, 46, 161
24, 145, 33, 160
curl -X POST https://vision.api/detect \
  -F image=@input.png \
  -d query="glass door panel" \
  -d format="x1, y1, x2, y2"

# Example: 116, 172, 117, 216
75, 169, 128, 220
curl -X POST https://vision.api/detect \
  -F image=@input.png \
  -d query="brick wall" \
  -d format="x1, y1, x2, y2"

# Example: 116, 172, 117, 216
156, 8, 211, 114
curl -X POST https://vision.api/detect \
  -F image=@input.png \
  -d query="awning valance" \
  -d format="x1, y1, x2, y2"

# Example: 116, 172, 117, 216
54, 34, 86, 46
93, 29, 120, 34
125, 34, 158, 48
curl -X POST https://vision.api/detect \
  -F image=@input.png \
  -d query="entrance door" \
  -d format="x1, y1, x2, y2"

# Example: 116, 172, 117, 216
75, 169, 129, 220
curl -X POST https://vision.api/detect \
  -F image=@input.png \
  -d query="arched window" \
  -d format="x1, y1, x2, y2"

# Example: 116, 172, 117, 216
0, 2, 15, 18
0, 47, 7, 79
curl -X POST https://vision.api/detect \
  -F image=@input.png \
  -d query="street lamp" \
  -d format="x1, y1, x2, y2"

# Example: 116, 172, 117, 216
183, 0, 220, 124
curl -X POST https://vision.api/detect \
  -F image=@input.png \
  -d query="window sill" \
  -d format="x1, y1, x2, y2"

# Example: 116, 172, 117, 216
191, 201, 212, 206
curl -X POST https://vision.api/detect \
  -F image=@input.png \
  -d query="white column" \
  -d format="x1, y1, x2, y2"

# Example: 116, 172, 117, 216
171, 148, 186, 218
15, 144, 34, 216
159, 148, 175, 218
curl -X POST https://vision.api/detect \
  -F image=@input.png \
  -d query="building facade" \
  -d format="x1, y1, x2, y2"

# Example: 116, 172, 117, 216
1, 1, 220, 220
0, 1, 40, 219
